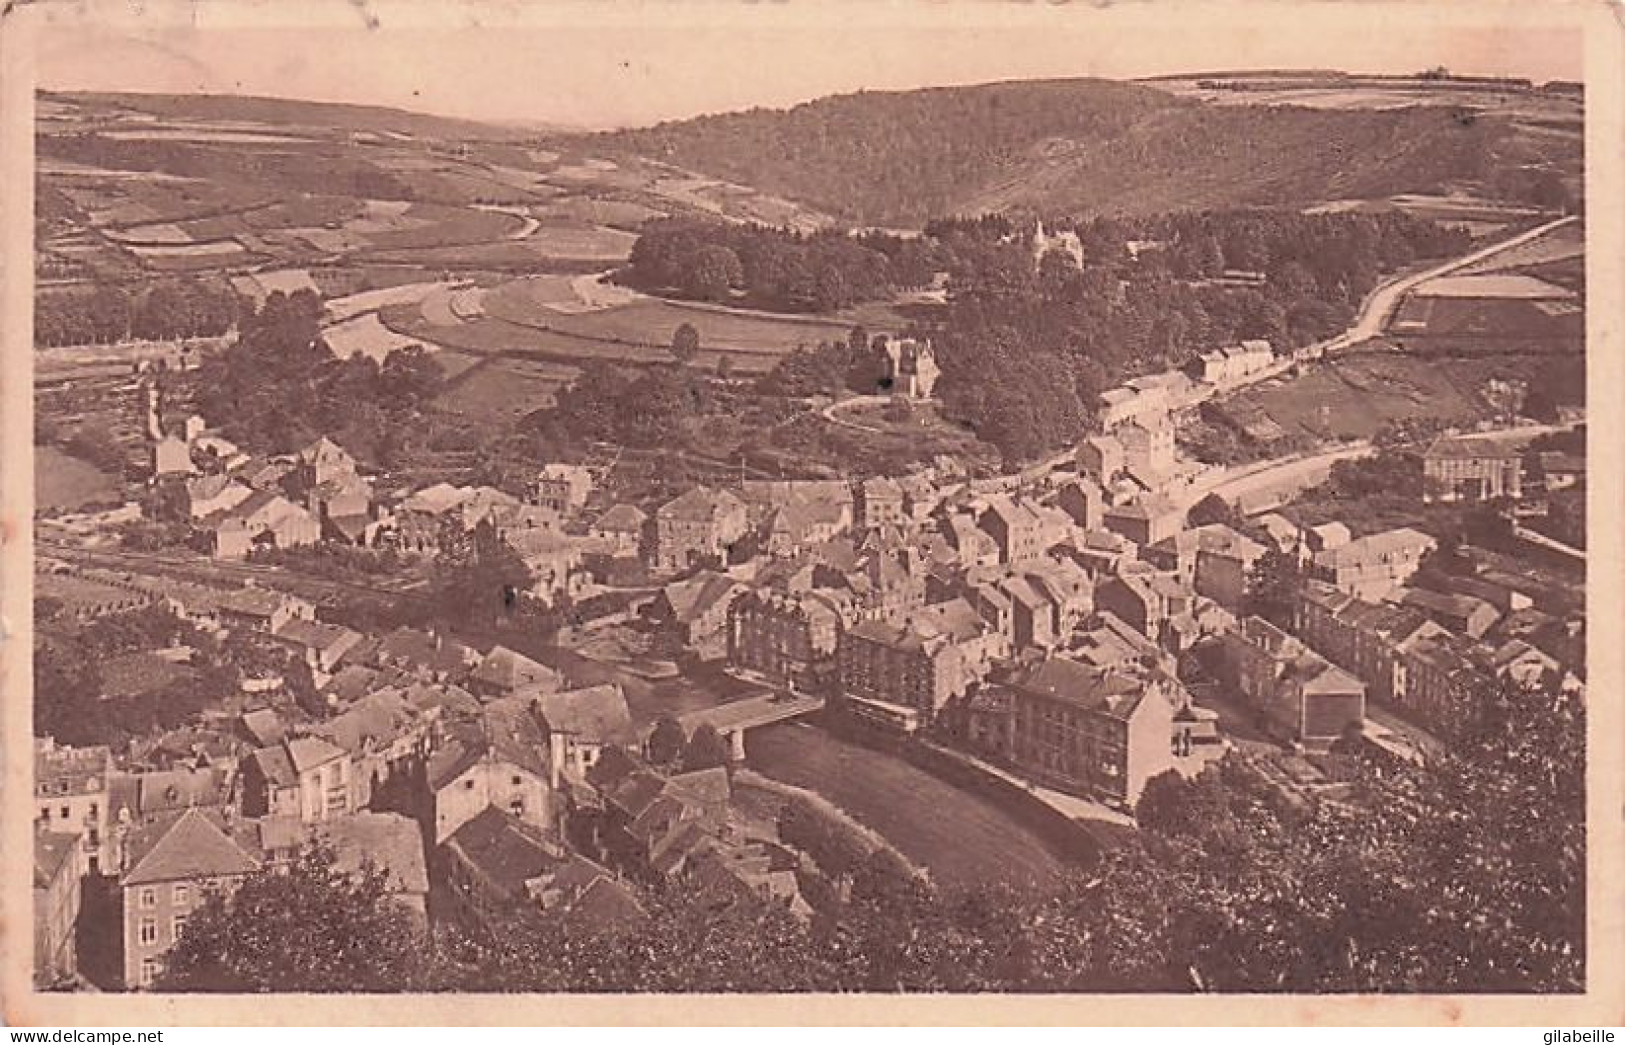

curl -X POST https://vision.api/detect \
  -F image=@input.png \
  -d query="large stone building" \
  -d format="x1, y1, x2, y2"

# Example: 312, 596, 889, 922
728, 587, 851, 689
650, 486, 749, 572
34, 739, 113, 875
1423, 434, 1523, 503
836, 598, 1001, 725
998, 656, 1179, 807
34, 829, 81, 987
879, 337, 940, 400
120, 809, 260, 989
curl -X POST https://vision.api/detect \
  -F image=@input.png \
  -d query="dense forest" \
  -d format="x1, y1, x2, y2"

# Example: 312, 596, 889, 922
159, 676, 1582, 993
190, 289, 441, 465
35, 278, 240, 347
594, 79, 1570, 225
621, 221, 941, 311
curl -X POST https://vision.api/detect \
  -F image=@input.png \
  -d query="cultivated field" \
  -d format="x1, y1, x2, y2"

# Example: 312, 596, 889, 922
1454, 220, 1585, 275
1219, 352, 1583, 441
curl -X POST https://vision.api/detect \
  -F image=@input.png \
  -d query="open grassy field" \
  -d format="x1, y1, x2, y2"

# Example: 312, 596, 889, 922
1221, 351, 1583, 441
432, 357, 580, 419
484, 280, 851, 354
36, 446, 121, 512
745, 722, 1074, 890
380, 302, 677, 365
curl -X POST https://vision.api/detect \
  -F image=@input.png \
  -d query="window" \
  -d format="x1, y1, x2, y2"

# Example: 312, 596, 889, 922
511, 775, 522, 787
139, 917, 158, 946
89, 802, 98, 817
172, 884, 189, 907
509, 798, 525, 817
172, 915, 188, 942
140, 959, 158, 987
464, 778, 476, 790
139, 888, 157, 909
59, 806, 70, 820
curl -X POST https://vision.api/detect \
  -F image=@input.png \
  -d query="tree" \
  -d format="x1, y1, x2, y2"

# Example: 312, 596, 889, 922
671, 322, 701, 365
1245, 547, 1302, 627
159, 844, 434, 992
64, 423, 126, 474
689, 245, 743, 302
647, 716, 688, 766
431, 520, 536, 628
682, 723, 731, 770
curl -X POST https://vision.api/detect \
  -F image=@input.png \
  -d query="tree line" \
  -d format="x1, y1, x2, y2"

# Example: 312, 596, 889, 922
36, 278, 240, 347
622, 220, 941, 311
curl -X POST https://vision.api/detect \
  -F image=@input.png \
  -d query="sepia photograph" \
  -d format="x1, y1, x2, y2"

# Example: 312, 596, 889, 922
3, 0, 1621, 1027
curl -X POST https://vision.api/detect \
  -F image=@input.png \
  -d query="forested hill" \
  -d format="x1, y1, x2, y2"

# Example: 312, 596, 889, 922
589, 78, 1553, 225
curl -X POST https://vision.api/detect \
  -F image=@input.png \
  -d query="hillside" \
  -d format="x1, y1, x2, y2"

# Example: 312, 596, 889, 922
591, 78, 1579, 225
44, 91, 543, 141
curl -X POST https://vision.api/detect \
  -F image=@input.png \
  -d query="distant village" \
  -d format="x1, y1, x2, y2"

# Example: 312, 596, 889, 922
33, 313, 1587, 991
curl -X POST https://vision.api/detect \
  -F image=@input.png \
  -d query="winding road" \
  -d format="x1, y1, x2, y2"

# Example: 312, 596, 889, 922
1318, 214, 1579, 355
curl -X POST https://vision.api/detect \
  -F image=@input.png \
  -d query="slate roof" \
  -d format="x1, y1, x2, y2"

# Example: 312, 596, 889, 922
214, 586, 291, 619
400, 482, 469, 516
536, 684, 634, 746
428, 696, 551, 790
593, 504, 648, 533
239, 707, 286, 748
35, 830, 79, 889
123, 808, 261, 887
277, 619, 362, 656
658, 485, 745, 522
471, 645, 562, 695
287, 736, 346, 774
1008, 657, 1153, 722
136, 767, 232, 816
1315, 528, 1434, 569
320, 811, 429, 895
248, 745, 299, 790
444, 805, 563, 900
317, 690, 419, 756
660, 572, 744, 626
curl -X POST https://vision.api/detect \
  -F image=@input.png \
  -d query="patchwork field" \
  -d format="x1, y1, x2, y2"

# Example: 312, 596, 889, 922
1454, 220, 1585, 275
1219, 352, 1584, 441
